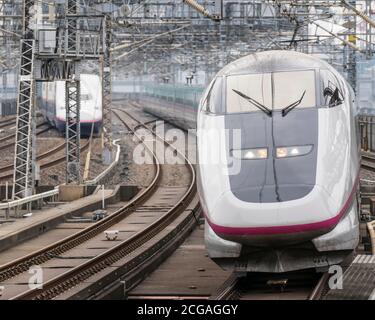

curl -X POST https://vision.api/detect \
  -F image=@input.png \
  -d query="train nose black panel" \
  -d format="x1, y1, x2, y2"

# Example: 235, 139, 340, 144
225, 109, 318, 203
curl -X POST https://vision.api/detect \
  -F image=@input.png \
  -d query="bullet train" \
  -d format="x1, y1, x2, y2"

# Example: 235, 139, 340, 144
37, 74, 102, 137
140, 50, 361, 273
137, 83, 202, 130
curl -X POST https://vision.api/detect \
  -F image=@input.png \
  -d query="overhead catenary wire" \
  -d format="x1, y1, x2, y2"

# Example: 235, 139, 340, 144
0, 26, 22, 38
340, 0, 375, 29
311, 20, 362, 52
183, 0, 220, 21
113, 24, 191, 61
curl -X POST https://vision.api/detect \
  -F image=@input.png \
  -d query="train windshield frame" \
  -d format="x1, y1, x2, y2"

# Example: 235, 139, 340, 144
225, 70, 317, 114
319, 69, 345, 108
201, 76, 225, 114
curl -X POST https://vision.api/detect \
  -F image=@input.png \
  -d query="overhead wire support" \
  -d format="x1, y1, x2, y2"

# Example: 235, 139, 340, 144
183, 0, 221, 21
101, 14, 112, 164
65, 79, 81, 184
65, 0, 81, 184
311, 20, 362, 52
112, 24, 191, 61
340, 0, 375, 29
12, 0, 36, 200
66, 0, 78, 55
340, 0, 374, 57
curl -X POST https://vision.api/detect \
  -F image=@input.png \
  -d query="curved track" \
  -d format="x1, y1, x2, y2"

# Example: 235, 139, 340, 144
0, 139, 90, 179
0, 122, 51, 151
0, 107, 197, 300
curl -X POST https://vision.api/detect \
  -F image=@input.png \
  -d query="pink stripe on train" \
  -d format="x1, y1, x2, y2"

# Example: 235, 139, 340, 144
206, 175, 359, 235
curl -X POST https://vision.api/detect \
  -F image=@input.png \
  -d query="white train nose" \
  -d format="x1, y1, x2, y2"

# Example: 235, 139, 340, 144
206, 183, 350, 245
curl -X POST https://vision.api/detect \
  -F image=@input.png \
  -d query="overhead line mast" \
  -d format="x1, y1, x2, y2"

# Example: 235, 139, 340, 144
12, 0, 111, 195
12, 0, 36, 199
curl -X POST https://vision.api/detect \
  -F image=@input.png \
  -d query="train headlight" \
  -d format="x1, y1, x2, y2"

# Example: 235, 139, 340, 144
232, 148, 268, 160
276, 145, 313, 158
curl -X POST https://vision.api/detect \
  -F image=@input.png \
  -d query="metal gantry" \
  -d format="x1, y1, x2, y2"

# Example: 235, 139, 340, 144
11, 0, 110, 193
12, 0, 35, 199
64, 0, 81, 184
65, 79, 81, 184
66, 0, 78, 54
12, 38, 35, 199
101, 14, 112, 163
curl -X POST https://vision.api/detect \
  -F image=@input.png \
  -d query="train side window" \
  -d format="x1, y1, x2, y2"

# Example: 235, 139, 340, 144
202, 77, 223, 114
320, 69, 344, 108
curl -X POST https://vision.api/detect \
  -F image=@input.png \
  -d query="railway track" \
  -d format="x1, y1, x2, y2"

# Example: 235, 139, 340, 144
362, 152, 375, 171
0, 107, 198, 300
0, 122, 51, 151
0, 118, 15, 130
0, 139, 90, 180
212, 271, 329, 300
0, 117, 15, 125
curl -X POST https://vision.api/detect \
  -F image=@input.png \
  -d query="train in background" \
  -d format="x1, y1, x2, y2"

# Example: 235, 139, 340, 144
37, 74, 102, 137
131, 82, 204, 130
136, 50, 361, 273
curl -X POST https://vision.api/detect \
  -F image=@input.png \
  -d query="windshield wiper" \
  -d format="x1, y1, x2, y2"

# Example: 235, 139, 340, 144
232, 89, 272, 117
281, 90, 306, 117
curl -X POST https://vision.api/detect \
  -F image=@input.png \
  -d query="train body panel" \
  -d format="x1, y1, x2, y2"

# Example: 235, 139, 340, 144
139, 84, 202, 130
37, 74, 102, 136
139, 50, 360, 273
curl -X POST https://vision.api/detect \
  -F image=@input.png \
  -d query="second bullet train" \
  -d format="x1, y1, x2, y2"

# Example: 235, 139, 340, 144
138, 50, 361, 273
37, 74, 102, 137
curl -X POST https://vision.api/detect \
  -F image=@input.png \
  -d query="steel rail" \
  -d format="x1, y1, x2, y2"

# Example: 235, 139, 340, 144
0, 119, 15, 130
11, 107, 196, 300
362, 152, 375, 171
0, 122, 51, 151
0, 139, 90, 180
0, 113, 161, 289
0, 117, 16, 125
211, 273, 239, 300
307, 272, 330, 300
0, 139, 120, 216
213, 271, 329, 301
0, 141, 65, 174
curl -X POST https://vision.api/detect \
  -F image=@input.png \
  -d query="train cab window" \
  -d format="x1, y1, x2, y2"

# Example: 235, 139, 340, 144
202, 77, 224, 114
226, 73, 272, 113
320, 69, 344, 107
226, 70, 316, 114
272, 70, 316, 109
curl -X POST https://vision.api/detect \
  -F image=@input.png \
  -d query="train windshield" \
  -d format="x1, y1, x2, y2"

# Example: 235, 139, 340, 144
226, 70, 316, 114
